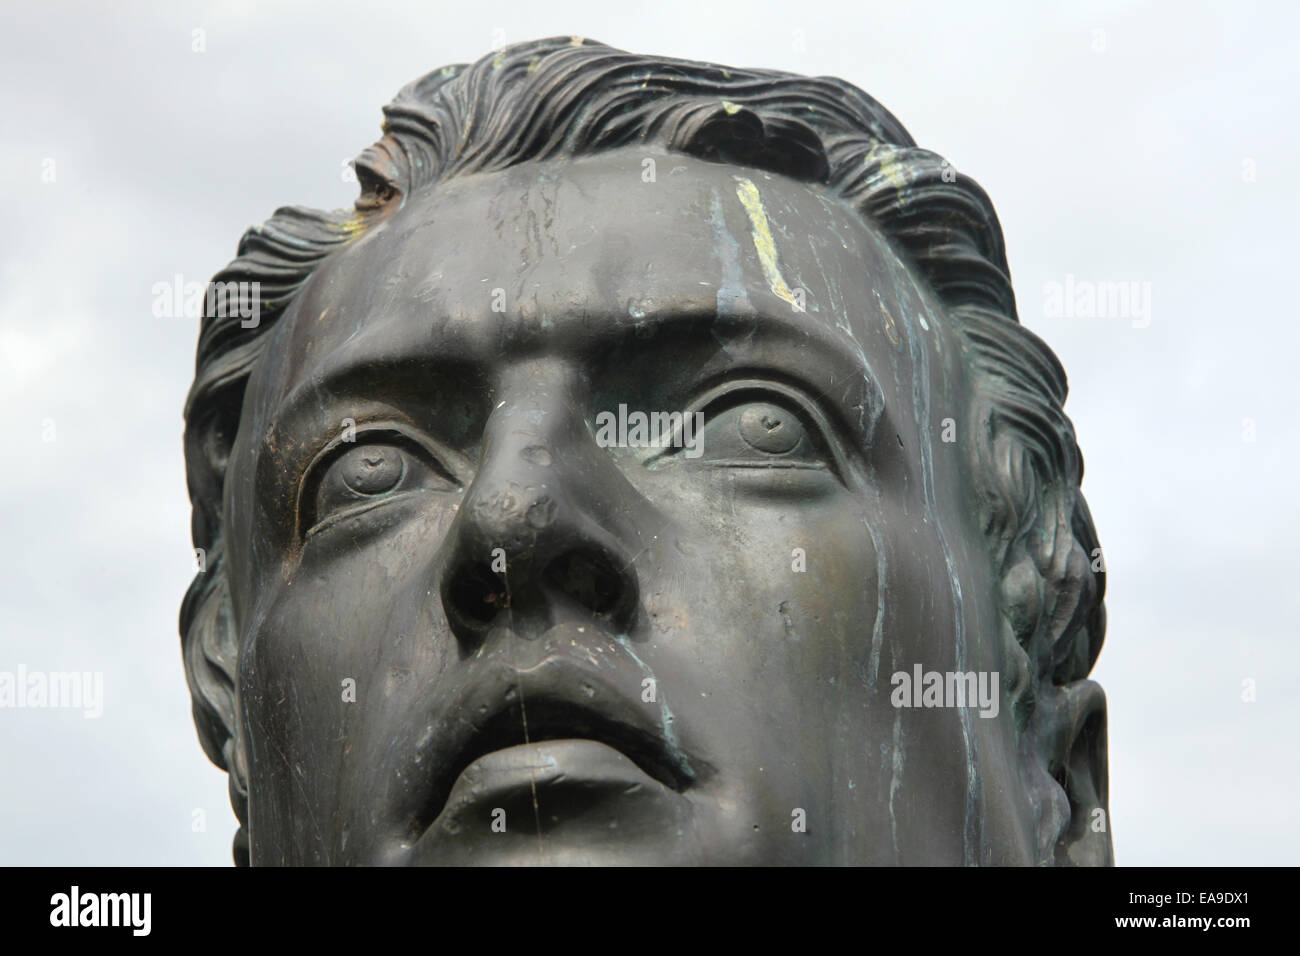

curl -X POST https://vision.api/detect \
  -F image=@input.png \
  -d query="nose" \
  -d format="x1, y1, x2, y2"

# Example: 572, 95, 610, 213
439, 362, 643, 647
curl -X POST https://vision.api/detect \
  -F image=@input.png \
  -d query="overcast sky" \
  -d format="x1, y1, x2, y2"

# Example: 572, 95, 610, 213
2, 0, 1296, 865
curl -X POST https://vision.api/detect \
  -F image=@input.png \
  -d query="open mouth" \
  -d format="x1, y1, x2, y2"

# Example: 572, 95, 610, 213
416, 695, 692, 834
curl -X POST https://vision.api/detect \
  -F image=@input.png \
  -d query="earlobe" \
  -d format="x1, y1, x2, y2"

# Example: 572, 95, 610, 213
1037, 679, 1112, 866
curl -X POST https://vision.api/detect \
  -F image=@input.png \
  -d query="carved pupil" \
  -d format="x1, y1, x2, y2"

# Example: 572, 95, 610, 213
738, 403, 801, 454
339, 445, 404, 495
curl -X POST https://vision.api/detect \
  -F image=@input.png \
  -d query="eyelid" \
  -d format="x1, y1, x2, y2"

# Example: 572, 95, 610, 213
647, 378, 853, 479
304, 493, 421, 541
294, 421, 464, 539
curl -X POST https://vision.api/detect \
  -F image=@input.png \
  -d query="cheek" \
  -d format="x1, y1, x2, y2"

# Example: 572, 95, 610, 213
746, 509, 879, 679
644, 485, 879, 723
240, 506, 459, 762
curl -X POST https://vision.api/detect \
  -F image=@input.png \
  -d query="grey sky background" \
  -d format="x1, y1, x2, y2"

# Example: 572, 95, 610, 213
1, 0, 1296, 865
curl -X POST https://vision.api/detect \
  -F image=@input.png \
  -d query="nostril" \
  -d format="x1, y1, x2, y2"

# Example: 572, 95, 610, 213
448, 562, 509, 624
543, 549, 625, 616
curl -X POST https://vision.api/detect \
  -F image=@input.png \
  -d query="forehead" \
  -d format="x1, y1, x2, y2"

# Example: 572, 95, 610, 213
261, 148, 947, 422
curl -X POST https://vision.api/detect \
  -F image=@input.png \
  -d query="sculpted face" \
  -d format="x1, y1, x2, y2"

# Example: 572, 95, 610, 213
222, 149, 1039, 864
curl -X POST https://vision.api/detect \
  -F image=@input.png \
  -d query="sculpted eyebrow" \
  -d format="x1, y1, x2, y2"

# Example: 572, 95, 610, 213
598, 307, 885, 446
267, 305, 883, 457
265, 355, 491, 468
276, 352, 483, 417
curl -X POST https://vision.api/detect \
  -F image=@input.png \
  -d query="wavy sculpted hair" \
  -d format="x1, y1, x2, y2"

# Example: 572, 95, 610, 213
182, 37, 1108, 866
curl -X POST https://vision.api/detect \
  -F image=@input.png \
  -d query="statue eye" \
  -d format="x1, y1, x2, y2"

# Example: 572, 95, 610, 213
694, 395, 832, 471
304, 434, 458, 534
644, 384, 844, 483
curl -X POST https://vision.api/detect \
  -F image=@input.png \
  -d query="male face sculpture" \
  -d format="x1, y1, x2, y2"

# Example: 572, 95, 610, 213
181, 38, 1111, 866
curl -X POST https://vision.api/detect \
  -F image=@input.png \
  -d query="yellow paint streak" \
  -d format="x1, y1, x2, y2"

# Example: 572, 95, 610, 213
879, 302, 902, 347
866, 145, 910, 208
721, 100, 741, 115
733, 176, 798, 308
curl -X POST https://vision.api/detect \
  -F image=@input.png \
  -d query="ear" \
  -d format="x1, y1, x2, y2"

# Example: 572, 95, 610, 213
1030, 679, 1113, 865
180, 548, 250, 865
182, 389, 251, 865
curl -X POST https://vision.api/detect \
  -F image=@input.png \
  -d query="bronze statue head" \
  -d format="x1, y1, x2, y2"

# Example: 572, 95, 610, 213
181, 37, 1109, 865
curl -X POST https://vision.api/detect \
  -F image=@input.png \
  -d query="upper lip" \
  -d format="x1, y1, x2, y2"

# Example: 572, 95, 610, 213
394, 628, 698, 840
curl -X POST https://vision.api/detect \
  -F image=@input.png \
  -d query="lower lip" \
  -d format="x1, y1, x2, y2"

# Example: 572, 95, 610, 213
413, 739, 681, 852
451, 737, 670, 805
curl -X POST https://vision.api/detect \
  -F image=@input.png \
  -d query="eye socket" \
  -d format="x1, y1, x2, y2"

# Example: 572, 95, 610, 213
645, 383, 845, 480
302, 432, 459, 535
694, 393, 833, 471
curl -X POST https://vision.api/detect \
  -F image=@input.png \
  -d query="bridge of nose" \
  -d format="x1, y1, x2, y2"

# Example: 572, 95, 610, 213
467, 360, 589, 547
